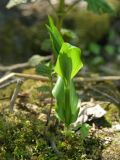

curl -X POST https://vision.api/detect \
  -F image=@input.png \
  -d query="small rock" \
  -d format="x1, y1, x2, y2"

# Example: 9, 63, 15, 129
112, 123, 120, 132
73, 102, 106, 127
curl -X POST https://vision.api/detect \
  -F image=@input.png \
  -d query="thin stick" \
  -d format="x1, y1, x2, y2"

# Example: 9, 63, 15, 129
0, 73, 49, 84
90, 87, 120, 104
46, 96, 53, 126
0, 63, 29, 72
0, 55, 51, 72
10, 79, 24, 112
1, 72, 120, 86
0, 73, 16, 84
46, 74, 54, 126
74, 76, 120, 82
44, 134, 62, 156
99, 66, 120, 75
15, 73, 49, 81
0, 96, 10, 100
50, 138, 61, 156
0, 79, 18, 89
66, 0, 81, 13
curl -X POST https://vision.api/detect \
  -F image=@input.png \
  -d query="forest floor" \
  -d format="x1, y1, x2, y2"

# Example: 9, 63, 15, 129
0, 68, 120, 160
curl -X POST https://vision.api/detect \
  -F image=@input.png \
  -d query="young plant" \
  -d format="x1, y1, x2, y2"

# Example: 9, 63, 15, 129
47, 16, 83, 127
6, 0, 116, 129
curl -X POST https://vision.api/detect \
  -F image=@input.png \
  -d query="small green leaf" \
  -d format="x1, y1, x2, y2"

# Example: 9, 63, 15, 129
105, 45, 115, 56
89, 42, 101, 55
41, 39, 52, 52
92, 56, 104, 65
108, 30, 116, 42
55, 42, 83, 81
48, 16, 64, 45
85, 0, 115, 14
80, 123, 91, 140
36, 63, 51, 77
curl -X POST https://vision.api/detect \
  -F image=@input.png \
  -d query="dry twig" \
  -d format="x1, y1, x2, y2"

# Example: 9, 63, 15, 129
0, 79, 18, 89
1, 73, 120, 86
0, 72, 49, 85
0, 55, 51, 72
0, 63, 29, 72
10, 79, 24, 112
75, 76, 120, 82
90, 87, 120, 105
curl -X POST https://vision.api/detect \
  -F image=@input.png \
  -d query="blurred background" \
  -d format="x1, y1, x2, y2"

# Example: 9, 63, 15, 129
0, 0, 120, 73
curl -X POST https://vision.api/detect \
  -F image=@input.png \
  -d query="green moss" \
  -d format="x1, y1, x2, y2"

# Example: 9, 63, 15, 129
0, 112, 45, 160
0, 68, 120, 159
0, 84, 15, 99
102, 132, 120, 159
102, 103, 120, 123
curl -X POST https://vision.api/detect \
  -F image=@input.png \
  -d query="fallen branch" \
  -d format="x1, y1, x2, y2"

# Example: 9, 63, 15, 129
75, 76, 120, 82
0, 79, 18, 89
0, 72, 49, 84
99, 66, 120, 76
0, 73, 16, 84
1, 73, 120, 85
10, 79, 24, 112
90, 87, 120, 105
0, 55, 51, 72
0, 63, 29, 72
66, 0, 81, 12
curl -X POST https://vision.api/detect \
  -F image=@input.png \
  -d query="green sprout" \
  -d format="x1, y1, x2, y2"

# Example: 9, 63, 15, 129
47, 16, 83, 127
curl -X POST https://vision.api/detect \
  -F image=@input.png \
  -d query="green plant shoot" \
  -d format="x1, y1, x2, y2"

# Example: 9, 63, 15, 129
46, 16, 64, 57
47, 17, 83, 127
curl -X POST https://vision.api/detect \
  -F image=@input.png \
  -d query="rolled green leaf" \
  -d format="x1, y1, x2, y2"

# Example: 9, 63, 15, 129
53, 42, 83, 127
52, 77, 80, 126
46, 16, 64, 57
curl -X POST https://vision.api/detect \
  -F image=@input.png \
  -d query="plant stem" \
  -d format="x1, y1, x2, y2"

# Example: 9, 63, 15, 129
45, 81, 53, 126
46, 61, 54, 126
64, 126, 72, 138
47, 0, 82, 31
10, 79, 23, 112
66, 0, 81, 13
56, 0, 82, 30
64, 85, 71, 126
57, 0, 65, 31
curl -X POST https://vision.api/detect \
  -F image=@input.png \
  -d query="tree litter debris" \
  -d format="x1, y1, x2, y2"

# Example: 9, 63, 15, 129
73, 102, 106, 127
